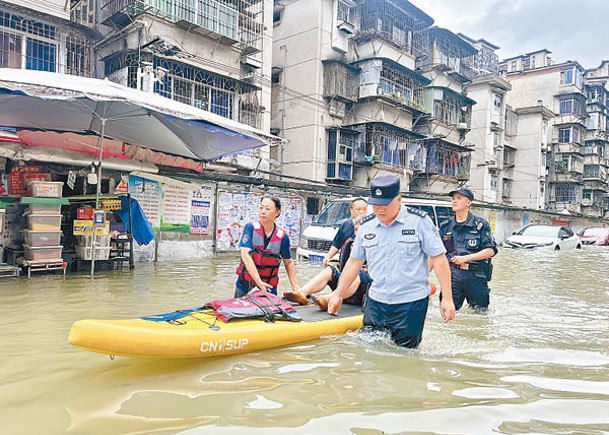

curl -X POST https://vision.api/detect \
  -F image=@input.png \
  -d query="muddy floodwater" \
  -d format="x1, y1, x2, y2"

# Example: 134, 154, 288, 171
2, 247, 609, 434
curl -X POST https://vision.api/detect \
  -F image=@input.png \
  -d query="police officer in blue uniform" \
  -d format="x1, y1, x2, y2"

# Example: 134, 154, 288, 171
328, 175, 455, 348
439, 187, 497, 311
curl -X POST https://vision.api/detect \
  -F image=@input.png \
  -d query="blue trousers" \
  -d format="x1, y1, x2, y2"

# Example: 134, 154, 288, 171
449, 267, 490, 310
363, 296, 429, 348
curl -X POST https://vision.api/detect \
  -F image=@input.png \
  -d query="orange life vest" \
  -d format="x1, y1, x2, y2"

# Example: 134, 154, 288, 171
236, 221, 285, 288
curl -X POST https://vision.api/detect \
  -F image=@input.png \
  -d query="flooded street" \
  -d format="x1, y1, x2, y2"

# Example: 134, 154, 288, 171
2, 248, 609, 434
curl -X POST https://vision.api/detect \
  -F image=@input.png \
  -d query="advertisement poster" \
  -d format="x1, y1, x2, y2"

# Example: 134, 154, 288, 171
190, 185, 213, 235
128, 175, 162, 229
160, 181, 192, 232
215, 191, 302, 251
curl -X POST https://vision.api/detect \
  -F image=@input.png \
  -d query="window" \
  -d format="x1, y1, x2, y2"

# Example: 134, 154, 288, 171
510, 60, 517, 70
554, 184, 578, 202
561, 68, 573, 85
337, 0, 354, 24
0, 31, 21, 68
558, 128, 571, 143
199, 0, 238, 40
560, 67, 583, 87
26, 38, 55, 72
559, 96, 584, 117
327, 129, 355, 180
153, 58, 237, 120
490, 174, 497, 192
492, 93, 502, 123
584, 165, 600, 178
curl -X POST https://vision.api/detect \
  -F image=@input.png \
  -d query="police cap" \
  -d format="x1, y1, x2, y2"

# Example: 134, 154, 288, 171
448, 187, 474, 201
368, 175, 400, 205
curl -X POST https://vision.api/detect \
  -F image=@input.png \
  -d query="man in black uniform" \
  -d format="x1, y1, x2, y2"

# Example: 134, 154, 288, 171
439, 187, 497, 311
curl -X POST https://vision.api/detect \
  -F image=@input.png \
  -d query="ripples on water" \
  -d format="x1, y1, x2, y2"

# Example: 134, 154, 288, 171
1, 249, 609, 434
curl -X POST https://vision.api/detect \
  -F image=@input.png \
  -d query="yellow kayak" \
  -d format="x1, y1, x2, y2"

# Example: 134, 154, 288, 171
68, 304, 363, 359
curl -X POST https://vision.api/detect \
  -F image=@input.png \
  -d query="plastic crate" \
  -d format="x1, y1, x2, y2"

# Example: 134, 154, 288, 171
27, 204, 62, 214
76, 234, 111, 247
25, 213, 62, 231
23, 244, 63, 261
26, 181, 64, 198
76, 245, 111, 260
24, 230, 62, 247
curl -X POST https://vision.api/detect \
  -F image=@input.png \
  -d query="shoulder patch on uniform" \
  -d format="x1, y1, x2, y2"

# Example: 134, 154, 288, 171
406, 207, 427, 218
359, 213, 376, 224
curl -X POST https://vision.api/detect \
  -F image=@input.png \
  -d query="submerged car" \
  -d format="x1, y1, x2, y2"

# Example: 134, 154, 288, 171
577, 227, 609, 246
503, 225, 582, 250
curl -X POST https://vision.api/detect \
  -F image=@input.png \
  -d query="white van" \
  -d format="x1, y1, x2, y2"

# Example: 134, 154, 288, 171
297, 197, 454, 261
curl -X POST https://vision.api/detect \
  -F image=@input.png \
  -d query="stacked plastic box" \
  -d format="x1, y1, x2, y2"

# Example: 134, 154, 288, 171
76, 234, 111, 260
22, 181, 64, 261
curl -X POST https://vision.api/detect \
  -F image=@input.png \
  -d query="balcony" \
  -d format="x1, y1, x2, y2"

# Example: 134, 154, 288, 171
322, 60, 359, 103
101, 0, 249, 46
555, 142, 583, 154
354, 58, 429, 112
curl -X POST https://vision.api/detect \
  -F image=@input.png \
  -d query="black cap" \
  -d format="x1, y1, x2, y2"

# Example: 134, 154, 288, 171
368, 175, 400, 205
448, 187, 474, 201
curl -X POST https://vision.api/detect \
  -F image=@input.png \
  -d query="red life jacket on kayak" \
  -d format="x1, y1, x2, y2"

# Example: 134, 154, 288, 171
206, 289, 301, 323
236, 221, 284, 288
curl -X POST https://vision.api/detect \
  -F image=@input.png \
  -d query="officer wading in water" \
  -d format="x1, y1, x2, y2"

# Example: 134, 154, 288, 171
327, 175, 455, 348
439, 187, 497, 311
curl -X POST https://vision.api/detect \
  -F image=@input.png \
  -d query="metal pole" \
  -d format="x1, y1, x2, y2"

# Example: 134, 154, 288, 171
91, 118, 107, 278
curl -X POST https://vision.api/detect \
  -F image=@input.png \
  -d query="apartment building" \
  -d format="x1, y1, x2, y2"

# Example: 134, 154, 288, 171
0, 0, 94, 76
457, 35, 512, 204
271, 0, 474, 193
500, 51, 591, 213
583, 61, 609, 217
95, 0, 273, 171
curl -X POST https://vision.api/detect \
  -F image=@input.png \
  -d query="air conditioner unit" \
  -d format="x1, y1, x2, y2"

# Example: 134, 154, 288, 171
337, 20, 355, 34
241, 55, 262, 69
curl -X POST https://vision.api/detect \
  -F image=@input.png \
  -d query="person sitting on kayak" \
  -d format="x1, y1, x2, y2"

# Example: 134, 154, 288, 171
235, 196, 300, 298
284, 216, 372, 310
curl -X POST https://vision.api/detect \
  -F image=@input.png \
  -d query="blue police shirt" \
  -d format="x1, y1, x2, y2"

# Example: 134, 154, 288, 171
439, 212, 497, 263
332, 218, 355, 249
350, 207, 446, 304
239, 222, 292, 259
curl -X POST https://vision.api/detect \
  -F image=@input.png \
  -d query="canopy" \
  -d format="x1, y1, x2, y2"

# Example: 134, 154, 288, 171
0, 68, 280, 161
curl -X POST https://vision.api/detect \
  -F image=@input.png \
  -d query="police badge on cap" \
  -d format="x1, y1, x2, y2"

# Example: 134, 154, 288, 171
368, 175, 400, 205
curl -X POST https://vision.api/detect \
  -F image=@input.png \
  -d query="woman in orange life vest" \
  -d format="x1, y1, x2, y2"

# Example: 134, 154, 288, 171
235, 196, 300, 298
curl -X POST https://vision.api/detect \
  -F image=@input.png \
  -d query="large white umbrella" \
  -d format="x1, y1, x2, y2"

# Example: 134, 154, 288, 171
0, 68, 280, 275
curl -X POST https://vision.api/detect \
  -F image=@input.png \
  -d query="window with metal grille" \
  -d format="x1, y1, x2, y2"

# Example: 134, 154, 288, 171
0, 31, 21, 68
327, 129, 355, 179
337, 0, 354, 24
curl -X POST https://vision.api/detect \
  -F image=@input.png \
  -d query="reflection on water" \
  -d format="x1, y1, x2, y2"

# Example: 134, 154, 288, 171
1, 248, 609, 434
